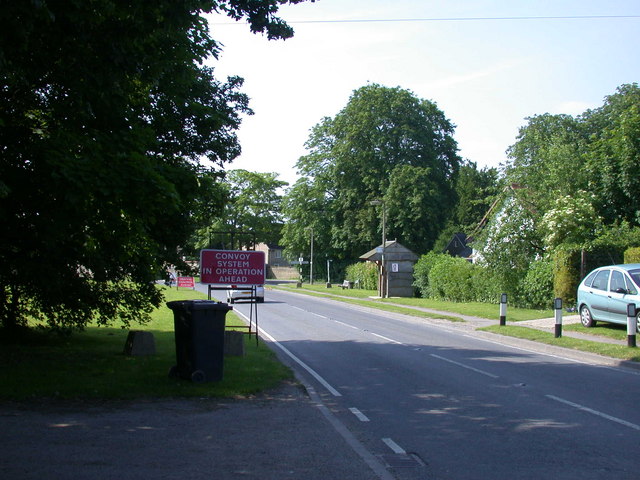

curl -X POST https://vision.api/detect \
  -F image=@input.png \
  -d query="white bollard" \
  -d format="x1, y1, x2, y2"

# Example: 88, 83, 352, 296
554, 298, 563, 338
627, 303, 637, 348
499, 293, 507, 326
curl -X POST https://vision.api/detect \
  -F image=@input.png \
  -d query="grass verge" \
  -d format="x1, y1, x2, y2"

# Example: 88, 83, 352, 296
480, 325, 640, 362
271, 284, 463, 322
273, 283, 551, 322
0, 286, 292, 401
563, 322, 629, 341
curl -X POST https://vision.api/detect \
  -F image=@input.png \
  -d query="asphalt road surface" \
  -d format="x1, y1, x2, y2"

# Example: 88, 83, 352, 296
3, 286, 638, 480
230, 287, 640, 480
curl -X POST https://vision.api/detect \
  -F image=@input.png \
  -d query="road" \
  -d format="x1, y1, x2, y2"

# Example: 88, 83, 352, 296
229, 287, 640, 480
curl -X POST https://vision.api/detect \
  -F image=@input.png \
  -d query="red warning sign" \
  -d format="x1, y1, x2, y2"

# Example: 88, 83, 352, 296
200, 250, 266, 285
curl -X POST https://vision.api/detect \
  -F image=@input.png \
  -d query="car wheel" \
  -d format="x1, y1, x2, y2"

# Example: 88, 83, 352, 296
580, 305, 596, 328
191, 370, 206, 383
636, 312, 640, 334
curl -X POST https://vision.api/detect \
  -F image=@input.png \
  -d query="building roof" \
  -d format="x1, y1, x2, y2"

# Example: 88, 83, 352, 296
359, 240, 419, 262
443, 232, 472, 258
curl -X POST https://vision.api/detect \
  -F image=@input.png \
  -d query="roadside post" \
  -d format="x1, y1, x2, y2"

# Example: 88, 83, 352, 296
627, 303, 637, 348
554, 298, 563, 338
499, 293, 507, 326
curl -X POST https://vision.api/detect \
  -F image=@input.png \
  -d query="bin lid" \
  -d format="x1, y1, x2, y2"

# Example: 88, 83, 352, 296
166, 300, 232, 311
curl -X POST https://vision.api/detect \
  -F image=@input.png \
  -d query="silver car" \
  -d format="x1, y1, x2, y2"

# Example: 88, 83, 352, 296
226, 285, 265, 304
577, 264, 640, 333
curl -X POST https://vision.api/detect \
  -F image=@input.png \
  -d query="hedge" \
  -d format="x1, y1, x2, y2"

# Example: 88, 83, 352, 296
345, 262, 378, 290
625, 247, 640, 263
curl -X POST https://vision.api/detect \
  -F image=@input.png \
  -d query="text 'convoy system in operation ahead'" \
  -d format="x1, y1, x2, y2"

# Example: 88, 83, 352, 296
199, 250, 266, 285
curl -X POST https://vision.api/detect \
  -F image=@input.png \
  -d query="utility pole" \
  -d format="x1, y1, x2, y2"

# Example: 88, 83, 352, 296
310, 227, 314, 285
370, 199, 387, 298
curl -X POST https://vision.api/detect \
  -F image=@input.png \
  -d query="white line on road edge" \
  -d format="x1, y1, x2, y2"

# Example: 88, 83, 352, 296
371, 332, 404, 345
304, 384, 395, 480
261, 329, 343, 397
232, 309, 343, 396
430, 354, 500, 379
382, 438, 407, 454
546, 395, 640, 431
349, 407, 370, 422
234, 310, 393, 480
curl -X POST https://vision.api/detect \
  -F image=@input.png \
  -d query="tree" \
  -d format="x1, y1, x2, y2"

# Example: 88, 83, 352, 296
471, 84, 640, 305
584, 83, 640, 225
505, 113, 589, 213
432, 162, 500, 253
505, 85, 640, 229
539, 192, 602, 249
475, 193, 543, 299
385, 165, 451, 253
452, 162, 500, 232
0, 0, 311, 331
286, 84, 462, 261
195, 169, 287, 250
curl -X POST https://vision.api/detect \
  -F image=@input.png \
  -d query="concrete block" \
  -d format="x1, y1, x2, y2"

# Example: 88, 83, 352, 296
224, 330, 245, 356
123, 330, 156, 356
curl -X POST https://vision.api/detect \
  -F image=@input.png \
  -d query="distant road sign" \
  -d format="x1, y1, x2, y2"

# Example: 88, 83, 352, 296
200, 249, 266, 285
177, 276, 195, 288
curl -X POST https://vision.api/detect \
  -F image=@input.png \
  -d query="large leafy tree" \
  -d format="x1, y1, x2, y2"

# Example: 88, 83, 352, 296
478, 114, 589, 297
452, 163, 501, 233
385, 164, 451, 252
584, 83, 640, 225
432, 161, 500, 253
501, 83, 640, 249
284, 84, 462, 261
477, 83, 640, 302
281, 177, 332, 257
0, 0, 311, 331
505, 113, 589, 213
195, 169, 287, 250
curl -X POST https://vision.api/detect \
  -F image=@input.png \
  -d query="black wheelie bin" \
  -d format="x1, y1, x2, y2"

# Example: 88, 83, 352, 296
166, 300, 232, 382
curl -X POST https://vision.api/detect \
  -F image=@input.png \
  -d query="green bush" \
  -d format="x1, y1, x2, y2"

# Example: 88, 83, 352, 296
553, 248, 581, 306
415, 252, 502, 303
624, 247, 640, 263
413, 252, 447, 297
428, 255, 478, 302
519, 257, 554, 309
345, 262, 378, 290
471, 267, 503, 303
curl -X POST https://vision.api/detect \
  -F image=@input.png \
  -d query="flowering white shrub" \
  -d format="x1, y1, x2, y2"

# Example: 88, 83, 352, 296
540, 192, 602, 248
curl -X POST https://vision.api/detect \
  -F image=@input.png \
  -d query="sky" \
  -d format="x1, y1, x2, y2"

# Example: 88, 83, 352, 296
206, 0, 640, 186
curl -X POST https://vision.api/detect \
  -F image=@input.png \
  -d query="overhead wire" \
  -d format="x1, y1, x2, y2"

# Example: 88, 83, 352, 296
211, 14, 640, 26
287, 15, 640, 24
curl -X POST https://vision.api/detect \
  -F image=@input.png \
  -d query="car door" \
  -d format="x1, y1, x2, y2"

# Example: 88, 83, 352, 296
606, 269, 630, 325
587, 269, 611, 320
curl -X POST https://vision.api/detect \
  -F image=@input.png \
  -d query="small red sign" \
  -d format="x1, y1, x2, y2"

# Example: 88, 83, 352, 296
200, 250, 266, 285
177, 276, 195, 289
